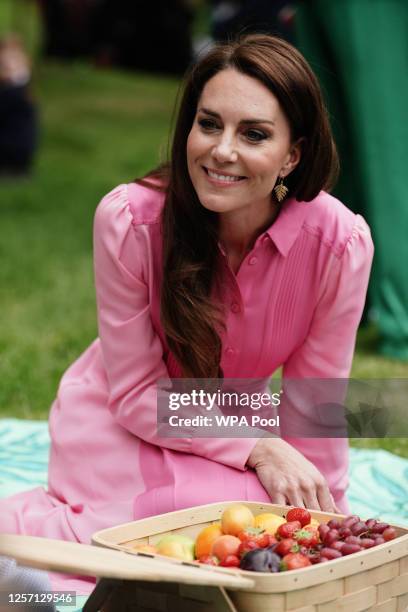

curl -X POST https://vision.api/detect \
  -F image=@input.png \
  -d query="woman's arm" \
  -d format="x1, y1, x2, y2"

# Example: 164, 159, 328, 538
94, 185, 259, 471
247, 215, 374, 510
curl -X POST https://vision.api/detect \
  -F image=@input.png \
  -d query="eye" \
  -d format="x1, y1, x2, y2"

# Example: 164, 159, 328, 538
245, 129, 269, 143
198, 118, 219, 131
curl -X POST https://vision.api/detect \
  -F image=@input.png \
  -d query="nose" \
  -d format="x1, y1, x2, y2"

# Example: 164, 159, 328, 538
211, 133, 238, 163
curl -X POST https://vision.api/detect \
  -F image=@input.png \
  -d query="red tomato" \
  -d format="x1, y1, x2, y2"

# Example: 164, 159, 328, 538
277, 521, 302, 539
286, 508, 311, 527
281, 552, 312, 570
219, 554, 240, 567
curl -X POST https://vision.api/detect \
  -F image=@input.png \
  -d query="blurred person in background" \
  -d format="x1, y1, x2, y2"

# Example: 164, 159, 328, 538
0, 34, 38, 177
211, 1, 296, 43
295, 0, 408, 360
38, 0, 194, 75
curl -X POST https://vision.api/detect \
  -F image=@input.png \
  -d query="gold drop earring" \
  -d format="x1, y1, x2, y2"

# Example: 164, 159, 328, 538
273, 176, 289, 203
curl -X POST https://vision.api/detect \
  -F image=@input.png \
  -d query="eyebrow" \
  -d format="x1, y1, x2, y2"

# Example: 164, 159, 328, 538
198, 107, 275, 126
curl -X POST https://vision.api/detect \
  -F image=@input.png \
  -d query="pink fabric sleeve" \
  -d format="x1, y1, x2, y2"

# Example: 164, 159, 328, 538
281, 215, 374, 509
93, 185, 257, 471
284, 215, 374, 378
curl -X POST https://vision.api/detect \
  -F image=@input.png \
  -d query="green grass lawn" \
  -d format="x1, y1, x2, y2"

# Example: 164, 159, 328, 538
1, 60, 407, 458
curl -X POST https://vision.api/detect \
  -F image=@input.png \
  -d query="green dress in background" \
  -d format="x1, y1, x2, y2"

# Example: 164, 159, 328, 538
295, 0, 408, 360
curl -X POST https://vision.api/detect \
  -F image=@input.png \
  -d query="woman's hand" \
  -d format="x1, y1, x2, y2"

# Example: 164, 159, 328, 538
247, 437, 337, 512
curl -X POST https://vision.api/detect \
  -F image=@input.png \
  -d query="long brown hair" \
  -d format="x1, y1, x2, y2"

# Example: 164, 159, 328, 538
142, 34, 339, 378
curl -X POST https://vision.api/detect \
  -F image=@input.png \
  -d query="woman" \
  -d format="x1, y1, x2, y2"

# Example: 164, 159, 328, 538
0, 34, 373, 591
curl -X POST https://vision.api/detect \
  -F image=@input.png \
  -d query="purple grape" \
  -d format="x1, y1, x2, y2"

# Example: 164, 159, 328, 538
327, 519, 342, 530
342, 515, 360, 528
338, 527, 352, 538
350, 521, 368, 536
360, 538, 376, 549
321, 547, 342, 560
324, 529, 340, 545
344, 536, 361, 545
371, 522, 389, 534
341, 543, 362, 555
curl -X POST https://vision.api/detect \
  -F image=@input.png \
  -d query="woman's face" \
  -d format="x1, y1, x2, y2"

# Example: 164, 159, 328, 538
187, 68, 301, 217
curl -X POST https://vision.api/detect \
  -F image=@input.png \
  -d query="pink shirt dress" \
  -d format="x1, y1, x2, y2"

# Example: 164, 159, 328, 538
0, 182, 374, 592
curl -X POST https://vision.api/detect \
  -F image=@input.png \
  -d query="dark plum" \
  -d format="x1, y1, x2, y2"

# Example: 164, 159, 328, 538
240, 547, 281, 572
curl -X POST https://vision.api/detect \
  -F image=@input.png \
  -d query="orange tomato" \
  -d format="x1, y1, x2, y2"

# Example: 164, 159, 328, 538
221, 504, 255, 536
195, 523, 223, 558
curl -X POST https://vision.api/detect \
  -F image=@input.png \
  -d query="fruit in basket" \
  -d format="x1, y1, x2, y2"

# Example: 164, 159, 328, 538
382, 527, 397, 541
293, 528, 319, 548
131, 544, 157, 554
277, 520, 302, 539
194, 523, 223, 558
237, 527, 277, 548
219, 554, 241, 567
198, 554, 219, 566
156, 534, 195, 561
286, 508, 311, 527
253, 513, 286, 534
211, 535, 241, 561
221, 504, 255, 535
274, 538, 299, 557
240, 547, 281, 572
280, 552, 312, 570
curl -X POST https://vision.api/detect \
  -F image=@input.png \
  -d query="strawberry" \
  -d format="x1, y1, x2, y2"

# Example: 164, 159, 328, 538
198, 555, 219, 565
286, 508, 311, 527
274, 538, 299, 557
219, 554, 240, 567
237, 527, 277, 549
237, 539, 260, 558
280, 552, 312, 571
294, 529, 319, 548
277, 521, 302, 539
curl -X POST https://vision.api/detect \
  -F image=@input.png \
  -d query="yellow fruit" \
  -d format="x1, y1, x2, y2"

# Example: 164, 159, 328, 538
221, 504, 255, 536
132, 544, 157, 554
305, 518, 320, 529
253, 513, 286, 534
195, 523, 223, 558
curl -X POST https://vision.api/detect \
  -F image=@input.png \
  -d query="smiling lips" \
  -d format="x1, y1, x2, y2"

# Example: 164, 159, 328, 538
204, 166, 246, 185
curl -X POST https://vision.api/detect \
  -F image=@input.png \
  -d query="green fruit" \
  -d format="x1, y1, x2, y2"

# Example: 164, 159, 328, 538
156, 534, 195, 561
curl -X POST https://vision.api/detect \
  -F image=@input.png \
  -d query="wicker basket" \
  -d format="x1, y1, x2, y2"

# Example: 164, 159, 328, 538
92, 501, 408, 612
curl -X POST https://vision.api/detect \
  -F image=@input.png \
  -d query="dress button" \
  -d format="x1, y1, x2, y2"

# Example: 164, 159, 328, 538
231, 302, 240, 313
248, 256, 258, 265
225, 347, 235, 357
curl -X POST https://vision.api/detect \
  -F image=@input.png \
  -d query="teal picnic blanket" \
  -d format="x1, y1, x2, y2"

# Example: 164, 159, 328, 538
1, 418, 407, 525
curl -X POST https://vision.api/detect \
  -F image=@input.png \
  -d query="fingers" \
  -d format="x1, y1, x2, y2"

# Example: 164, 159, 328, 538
268, 492, 287, 505
316, 481, 336, 512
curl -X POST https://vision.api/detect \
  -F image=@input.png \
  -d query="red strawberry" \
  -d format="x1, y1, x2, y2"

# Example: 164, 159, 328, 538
219, 554, 240, 567
277, 521, 302, 539
293, 529, 319, 548
286, 508, 311, 527
274, 538, 299, 557
280, 552, 312, 571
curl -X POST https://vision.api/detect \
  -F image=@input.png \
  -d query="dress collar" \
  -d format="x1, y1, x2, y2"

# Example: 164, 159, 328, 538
265, 197, 310, 257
